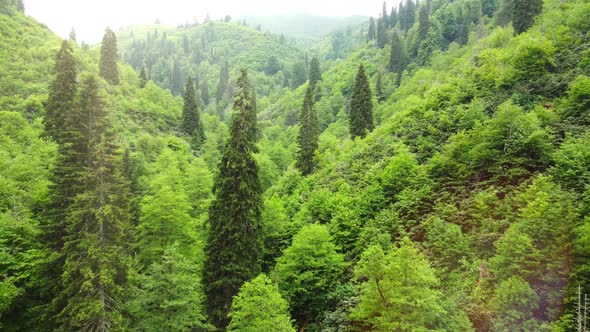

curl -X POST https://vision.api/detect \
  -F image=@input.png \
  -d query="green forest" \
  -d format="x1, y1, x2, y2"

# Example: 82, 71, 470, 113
1, 0, 589, 330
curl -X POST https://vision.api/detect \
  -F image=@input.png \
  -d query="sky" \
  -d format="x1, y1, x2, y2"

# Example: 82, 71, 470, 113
26, 0, 389, 43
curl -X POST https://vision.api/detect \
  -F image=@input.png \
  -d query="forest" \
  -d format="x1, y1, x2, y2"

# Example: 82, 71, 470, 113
0, 0, 589, 330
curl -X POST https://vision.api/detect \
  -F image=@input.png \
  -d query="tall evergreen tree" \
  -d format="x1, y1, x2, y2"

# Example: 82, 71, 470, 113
403, 0, 417, 31
181, 78, 204, 147
377, 18, 387, 49
201, 76, 210, 105
57, 76, 132, 331
139, 66, 147, 88
308, 56, 322, 91
216, 61, 230, 118
382, 2, 389, 28
99, 27, 119, 85
44, 40, 77, 142
349, 64, 374, 139
390, 6, 399, 27
296, 86, 318, 176
203, 69, 263, 329
389, 31, 407, 86
69, 28, 76, 41
512, 0, 543, 35
367, 17, 376, 42
398, 2, 407, 31
170, 59, 183, 95
375, 71, 385, 102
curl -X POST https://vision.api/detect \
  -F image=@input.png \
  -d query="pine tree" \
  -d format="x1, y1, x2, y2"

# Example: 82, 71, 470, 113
403, 0, 416, 31
296, 85, 318, 176
512, 0, 543, 35
398, 2, 406, 31
203, 69, 263, 329
350, 64, 374, 139
390, 6, 399, 27
382, 2, 389, 28
389, 31, 407, 86
308, 56, 322, 91
99, 27, 119, 85
57, 76, 132, 331
139, 66, 147, 88
216, 60, 230, 118
44, 40, 77, 142
367, 17, 376, 42
182, 78, 204, 148
413, 5, 431, 57
377, 18, 387, 49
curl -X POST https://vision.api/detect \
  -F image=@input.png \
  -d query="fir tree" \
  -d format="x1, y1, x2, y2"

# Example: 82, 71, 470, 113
389, 31, 407, 86
57, 76, 132, 331
377, 18, 387, 49
350, 64, 374, 139
512, 0, 543, 35
99, 27, 119, 85
68, 28, 76, 42
376, 71, 385, 102
403, 0, 416, 31
413, 5, 431, 57
182, 78, 204, 148
201, 76, 210, 105
170, 59, 183, 95
44, 40, 77, 142
308, 56, 322, 91
296, 85, 318, 176
203, 69, 263, 329
382, 2, 389, 28
216, 60, 230, 118
390, 6, 399, 27
139, 66, 147, 88
367, 17, 376, 42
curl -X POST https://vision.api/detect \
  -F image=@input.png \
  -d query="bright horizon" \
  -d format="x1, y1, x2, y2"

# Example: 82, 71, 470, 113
25, 0, 395, 43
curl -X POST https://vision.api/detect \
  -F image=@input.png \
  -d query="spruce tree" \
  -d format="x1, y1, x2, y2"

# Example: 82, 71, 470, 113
367, 17, 376, 42
69, 28, 76, 42
216, 61, 230, 118
377, 18, 387, 49
349, 64, 374, 139
403, 0, 416, 31
182, 78, 204, 147
414, 5, 431, 57
99, 27, 119, 85
139, 66, 147, 88
376, 71, 385, 102
170, 59, 183, 95
512, 0, 542, 35
382, 2, 389, 28
296, 85, 318, 176
201, 76, 210, 105
390, 6, 399, 27
57, 76, 132, 331
44, 40, 77, 142
389, 31, 407, 86
203, 69, 263, 329
308, 56, 322, 91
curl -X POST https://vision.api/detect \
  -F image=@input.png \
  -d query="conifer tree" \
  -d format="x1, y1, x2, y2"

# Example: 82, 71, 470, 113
376, 71, 385, 102
296, 85, 318, 176
139, 66, 147, 88
367, 17, 376, 42
398, 2, 406, 31
170, 59, 183, 95
68, 28, 76, 42
403, 0, 416, 31
201, 76, 210, 105
182, 78, 204, 147
350, 64, 374, 139
216, 61, 230, 118
203, 69, 263, 329
308, 56, 322, 91
413, 5, 430, 57
512, 0, 543, 35
390, 6, 399, 27
382, 2, 389, 28
377, 18, 387, 49
99, 27, 119, 85
389, 31, 407, 86
57, 76, 132, 331
44, 40, 77, 142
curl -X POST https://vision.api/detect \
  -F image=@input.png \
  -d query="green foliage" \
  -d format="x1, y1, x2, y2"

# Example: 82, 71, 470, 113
367, 17, 376, 41
99, 28, 119, 85
512, 0, 543, 34
296, 85, 319, 175
490, 277, 541, 330
349, 64, 374, 138
388, 31, 407, 85
181, 78, 204, 148
274, 224, 346, 328
203, 70, 263, 329
228, 274, 295, 332
309, 56, 322, 91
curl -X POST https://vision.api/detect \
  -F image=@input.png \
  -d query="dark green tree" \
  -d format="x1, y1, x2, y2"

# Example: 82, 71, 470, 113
57, 76, 132, 330
512, 0, 543, 35
367, 17, 376, 42
296, 86, 318, 176
291, 61, 307, 88
99, 27, 119, 85
382, 2, 389, 28
403, 0, 416, 31
375, 71, 385, 102
139, 66, 147, 88
201, 76, 210, 105
309, 56, 322, 91
44, 40, 77, 142
349, 64, 374, 139
377, 18, 387, 49
416, 26, 442, 66
389, 31, 407, 86
181, 78, 204, 147
413, 5, 431, 57
390, 6, 399, 27
203, 69, 263, 329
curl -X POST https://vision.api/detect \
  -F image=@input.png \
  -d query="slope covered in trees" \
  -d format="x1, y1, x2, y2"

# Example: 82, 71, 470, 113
1, 0, 590, 330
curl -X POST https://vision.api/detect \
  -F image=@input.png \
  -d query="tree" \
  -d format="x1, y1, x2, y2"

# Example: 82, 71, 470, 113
201, 76, 210, 105
512, 0, 543, 35
99, 27, 119, 85
228, 274, 295, 332
16, 0, 23, 12
388, 31, 407, 85
413, 5, 430, 57
181, 78, 204, 148
377, 18, 387, 49
291, 61, 307, 88
375, 71, 385, 102
490, 277, 541, 330
390, 6, 399, 27
367, 17, 376, 42
138, 66, 147, 88
416, 26, 442, 66
203, 69, 263, 329
349, 64, 374, 139
309, 56, 322, 91
402, 0, 416, 31
382, 2, 389, 28
274, 224, 345, 329
170, 59, 183, 95
44, 40, 77, 142
351, 239, 472, 331
57, 76, 132, 330
296, 85, 318, 176
265, 56, 281, 75
68, 28, 76, 41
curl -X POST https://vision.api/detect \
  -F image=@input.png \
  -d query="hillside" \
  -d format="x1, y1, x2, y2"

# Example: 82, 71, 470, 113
1, 0, 590, 330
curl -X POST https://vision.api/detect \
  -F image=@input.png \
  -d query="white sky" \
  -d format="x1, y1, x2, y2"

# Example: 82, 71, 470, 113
26, 0, 391, 43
